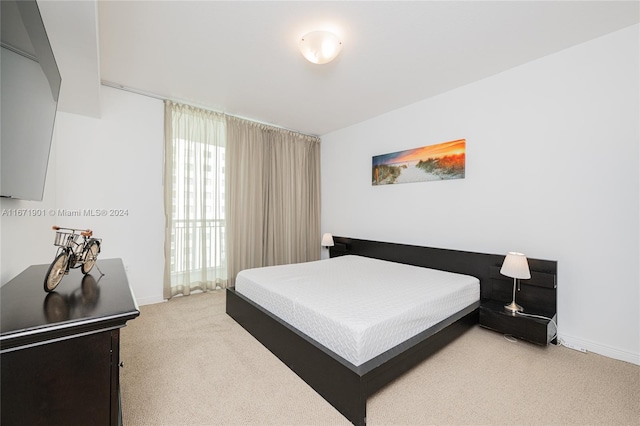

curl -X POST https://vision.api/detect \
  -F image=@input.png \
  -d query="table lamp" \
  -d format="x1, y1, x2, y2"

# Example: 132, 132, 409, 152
321, 233, 334, 249
500, 251, 531, 313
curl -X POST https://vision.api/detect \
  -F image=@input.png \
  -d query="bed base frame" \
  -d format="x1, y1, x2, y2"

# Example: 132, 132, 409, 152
225, 236, 556, 425
226, 289, 477, 426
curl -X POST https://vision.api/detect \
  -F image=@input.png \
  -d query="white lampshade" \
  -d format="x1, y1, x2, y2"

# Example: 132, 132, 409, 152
500, 252, 531, 279
321, 233, 334, 247
299, 31, 342, 64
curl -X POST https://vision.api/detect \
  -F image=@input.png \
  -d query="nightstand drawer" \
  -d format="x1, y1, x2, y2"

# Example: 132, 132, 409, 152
479, 301, 556, 345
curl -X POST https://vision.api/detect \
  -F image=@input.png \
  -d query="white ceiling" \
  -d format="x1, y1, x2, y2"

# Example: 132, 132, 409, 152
41, 1, 639, 136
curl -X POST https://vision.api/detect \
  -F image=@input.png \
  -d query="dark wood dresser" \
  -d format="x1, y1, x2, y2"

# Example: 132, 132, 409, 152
1, 258, 139, 425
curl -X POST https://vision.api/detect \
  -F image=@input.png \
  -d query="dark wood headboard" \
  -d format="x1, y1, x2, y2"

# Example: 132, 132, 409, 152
330, 236, 557, 317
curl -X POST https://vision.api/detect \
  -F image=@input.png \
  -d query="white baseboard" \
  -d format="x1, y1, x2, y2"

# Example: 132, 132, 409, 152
135, 295, 166, 306
559, 333, 640, 366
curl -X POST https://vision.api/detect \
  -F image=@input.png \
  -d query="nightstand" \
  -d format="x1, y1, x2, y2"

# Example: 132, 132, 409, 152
480, 300, 557, 345
479, 264, 557, 346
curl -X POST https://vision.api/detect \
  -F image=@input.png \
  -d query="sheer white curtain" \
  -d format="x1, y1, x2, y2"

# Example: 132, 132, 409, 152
226, 116, 321, 285
163, 101, 227, 298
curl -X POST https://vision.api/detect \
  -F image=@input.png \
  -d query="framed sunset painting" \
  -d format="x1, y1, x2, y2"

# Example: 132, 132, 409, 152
372, 139, 466, 185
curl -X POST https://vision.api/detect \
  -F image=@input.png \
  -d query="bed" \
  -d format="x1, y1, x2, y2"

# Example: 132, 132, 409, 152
225, 236, 557, 425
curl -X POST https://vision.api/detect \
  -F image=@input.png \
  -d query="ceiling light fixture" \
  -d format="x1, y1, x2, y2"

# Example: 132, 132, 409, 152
299, 30, 342, 65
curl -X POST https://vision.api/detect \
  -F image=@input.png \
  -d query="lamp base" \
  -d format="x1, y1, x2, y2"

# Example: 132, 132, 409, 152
504, 301, 523, 313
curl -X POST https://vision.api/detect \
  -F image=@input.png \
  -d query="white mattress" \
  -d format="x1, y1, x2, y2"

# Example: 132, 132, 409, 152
235, 255, 479, 366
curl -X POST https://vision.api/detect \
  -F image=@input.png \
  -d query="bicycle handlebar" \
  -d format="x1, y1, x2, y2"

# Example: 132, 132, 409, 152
52, 225, 92, 234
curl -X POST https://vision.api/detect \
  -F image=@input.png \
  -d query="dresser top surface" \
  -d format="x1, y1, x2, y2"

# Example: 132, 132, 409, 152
1, 258, 139, 348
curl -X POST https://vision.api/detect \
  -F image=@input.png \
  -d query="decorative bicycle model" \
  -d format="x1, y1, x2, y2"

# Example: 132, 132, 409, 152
44, 226, 102, 292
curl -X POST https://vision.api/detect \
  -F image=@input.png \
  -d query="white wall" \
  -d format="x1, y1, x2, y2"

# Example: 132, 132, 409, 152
1, 86, 165, 305
321, 25, 639, 364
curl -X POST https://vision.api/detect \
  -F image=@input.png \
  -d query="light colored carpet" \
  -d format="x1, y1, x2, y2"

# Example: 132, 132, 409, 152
120, 291, 639, 425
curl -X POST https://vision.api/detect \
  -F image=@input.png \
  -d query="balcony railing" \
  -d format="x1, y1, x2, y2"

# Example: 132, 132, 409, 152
170, 219, 226, 275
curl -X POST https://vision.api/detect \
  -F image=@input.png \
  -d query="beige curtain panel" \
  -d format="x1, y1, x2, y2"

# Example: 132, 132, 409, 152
163, 101, 227, 299
226, 116, 321, 286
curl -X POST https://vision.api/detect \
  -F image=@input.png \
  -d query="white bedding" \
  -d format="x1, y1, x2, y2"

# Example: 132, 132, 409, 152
235, 255, 479, 366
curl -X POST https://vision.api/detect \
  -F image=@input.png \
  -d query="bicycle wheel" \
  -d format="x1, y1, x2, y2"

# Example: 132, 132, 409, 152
44, 252, 68, 292
81, 241, 100, 274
